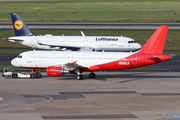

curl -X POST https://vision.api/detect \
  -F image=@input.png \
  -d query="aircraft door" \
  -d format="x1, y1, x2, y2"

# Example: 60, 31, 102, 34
26, 53, 32, 63
32, 39, 36, 48
31, 36, 38, 49
119, 38, 123, 47
132, 54, 137, 65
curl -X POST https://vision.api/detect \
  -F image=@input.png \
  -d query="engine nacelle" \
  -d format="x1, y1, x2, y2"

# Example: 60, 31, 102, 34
46, 66, 69, 77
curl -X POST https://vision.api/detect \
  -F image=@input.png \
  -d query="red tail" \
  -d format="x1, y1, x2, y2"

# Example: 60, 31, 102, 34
139, 25, 169, 54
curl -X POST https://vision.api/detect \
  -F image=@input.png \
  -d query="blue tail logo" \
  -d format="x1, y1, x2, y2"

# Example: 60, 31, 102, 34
11, 13, 35, 36
14, 20, 23, 30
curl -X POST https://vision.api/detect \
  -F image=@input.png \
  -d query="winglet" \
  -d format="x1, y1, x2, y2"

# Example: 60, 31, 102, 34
139, 25, 169, 54
10, 13, 36, 36
72, 61, 77, 66
81, 31, 85, 36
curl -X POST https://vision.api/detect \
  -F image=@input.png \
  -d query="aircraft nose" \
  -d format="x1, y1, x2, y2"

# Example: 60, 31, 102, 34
137, 43, 142, 49
11, 58, 18, 67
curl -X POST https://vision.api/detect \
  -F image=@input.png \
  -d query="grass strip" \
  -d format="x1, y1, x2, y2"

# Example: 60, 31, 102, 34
0, 0, 180, 23
0, 49, 29, 54
0, 65, 45, 72
0, 65, 31, 71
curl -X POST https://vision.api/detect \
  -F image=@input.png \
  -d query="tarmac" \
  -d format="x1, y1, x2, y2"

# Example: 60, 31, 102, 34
0, 53, 180, 120
0, 71, 180, 120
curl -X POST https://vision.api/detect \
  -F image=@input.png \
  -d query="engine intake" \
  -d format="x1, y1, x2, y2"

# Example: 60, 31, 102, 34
47, 66, 69, 77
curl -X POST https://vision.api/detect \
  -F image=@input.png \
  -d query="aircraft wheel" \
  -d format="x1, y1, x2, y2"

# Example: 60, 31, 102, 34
89, 72, 96, 79
77, 75, 83, 80
30, 74, 35, 79
36, 72, 42, 78
13, 74, 18, 78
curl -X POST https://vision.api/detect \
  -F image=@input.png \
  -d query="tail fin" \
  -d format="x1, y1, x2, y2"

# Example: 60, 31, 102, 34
10, 13, 35, 36
139, 25, 169, 54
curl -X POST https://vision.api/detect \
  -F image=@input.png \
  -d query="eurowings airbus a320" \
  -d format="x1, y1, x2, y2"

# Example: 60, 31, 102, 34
8, 13, 141, 52
11, 25, 175, 80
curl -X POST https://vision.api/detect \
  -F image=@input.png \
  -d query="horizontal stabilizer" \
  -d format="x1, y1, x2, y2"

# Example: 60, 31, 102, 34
169, 54, 177, 58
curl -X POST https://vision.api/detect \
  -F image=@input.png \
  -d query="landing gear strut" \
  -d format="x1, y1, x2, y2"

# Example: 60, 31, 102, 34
75, 68, 83, 80
89, 72, 96, 79
77, 75, 83, 80
75, 69, 96, 80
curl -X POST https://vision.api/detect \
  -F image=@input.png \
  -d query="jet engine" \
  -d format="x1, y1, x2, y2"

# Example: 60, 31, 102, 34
47, 66, 69, 77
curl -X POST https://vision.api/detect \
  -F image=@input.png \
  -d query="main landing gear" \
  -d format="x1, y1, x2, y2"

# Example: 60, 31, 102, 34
31, 69, 42, 78
76, 72, 96, 80
89, 72, 96, 79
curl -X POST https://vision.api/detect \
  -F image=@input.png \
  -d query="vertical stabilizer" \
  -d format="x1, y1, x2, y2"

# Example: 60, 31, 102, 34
139, 25, 169, 54
11, 13, 35, 36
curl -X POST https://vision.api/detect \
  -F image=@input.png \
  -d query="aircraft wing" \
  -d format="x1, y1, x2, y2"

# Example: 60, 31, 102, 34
43, 44, 81, 49
33, 36, 81, 50
51, 61, 87, 71
38, 42, 94, 51
33, 35, 94, 51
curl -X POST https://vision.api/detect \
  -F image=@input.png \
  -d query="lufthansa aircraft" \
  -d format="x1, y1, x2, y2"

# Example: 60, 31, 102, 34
8, 13, 141, 52
11, 25, 176, 80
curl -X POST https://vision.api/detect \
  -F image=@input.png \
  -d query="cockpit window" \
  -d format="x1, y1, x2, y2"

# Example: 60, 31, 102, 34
17, 55, 22, 58
128, 41, 137, 43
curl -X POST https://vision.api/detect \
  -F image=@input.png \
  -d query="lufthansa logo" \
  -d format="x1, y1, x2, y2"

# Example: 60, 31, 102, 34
14, 20, 23, 30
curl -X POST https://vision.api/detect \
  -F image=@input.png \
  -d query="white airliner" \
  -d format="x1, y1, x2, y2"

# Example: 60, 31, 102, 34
11, 25, 176, 80
8, 13, 141, 52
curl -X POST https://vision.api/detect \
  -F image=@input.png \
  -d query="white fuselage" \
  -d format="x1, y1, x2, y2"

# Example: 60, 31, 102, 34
11, 50, 134, 69
8, 35, 141, 52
